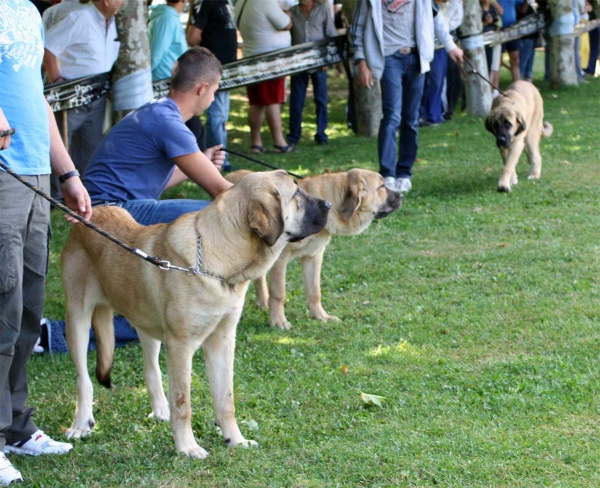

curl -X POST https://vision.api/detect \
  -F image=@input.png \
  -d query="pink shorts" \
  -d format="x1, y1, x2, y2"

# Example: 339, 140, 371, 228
246, 78, 285, 106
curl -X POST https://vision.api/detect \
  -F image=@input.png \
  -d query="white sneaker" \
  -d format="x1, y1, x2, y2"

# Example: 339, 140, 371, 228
0, 453, 22, 485
384, 176, 397, 191
4, 431, 73, 456
395, 177, 412, 193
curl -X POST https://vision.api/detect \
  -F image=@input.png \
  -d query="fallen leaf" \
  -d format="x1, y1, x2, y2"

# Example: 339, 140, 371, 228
497, 243, 509, 248
415, 158, 422, 162
551, 93, 558, 98
341, 365, 348, 374
359, 390, 386, 408
241, 419, 259, 432
484, 167, 493, 172
362, 300, 370, 305
559, 160, 571, 165
473, 207, 483, 213
455, 131, 461, 137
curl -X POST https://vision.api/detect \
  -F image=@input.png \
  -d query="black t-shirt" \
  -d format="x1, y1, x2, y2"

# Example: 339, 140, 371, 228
192, 0, 238, 64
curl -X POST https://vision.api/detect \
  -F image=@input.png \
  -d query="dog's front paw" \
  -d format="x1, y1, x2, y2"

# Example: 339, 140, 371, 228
229, 439, 258, 449
497, 184, 511, 193
256, 298, 269, 310
527, 173, 540, 180
148, 407, 170, 422
66, 417, 95, 439
179, 443, 209, 459
269, 318, 292, 330
311, 312, 339, 322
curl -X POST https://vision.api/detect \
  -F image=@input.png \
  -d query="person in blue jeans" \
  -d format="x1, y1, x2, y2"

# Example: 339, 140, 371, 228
288, 0, 337, 146
187, 0, 238, 169
349, 0, 463, 194
83, 47, 233, 226
517, 2, 537, 81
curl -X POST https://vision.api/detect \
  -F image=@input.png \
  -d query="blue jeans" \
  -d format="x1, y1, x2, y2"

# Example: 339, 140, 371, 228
378, 51, 425, 179
205, 90, 231, 160
421, 48, 447, 124
288, 70, 329, 144
585, 26, 599, 74
519, 38, 536, 79
96, 199, 211, 226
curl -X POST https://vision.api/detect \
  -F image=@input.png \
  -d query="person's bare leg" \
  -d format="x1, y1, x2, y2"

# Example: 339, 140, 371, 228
509, 51, 521, 81
490, 70, 500, 91
265, 103, 288, 148
248, 104, 265, 150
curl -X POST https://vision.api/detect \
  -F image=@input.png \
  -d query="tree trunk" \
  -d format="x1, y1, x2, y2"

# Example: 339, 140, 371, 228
341, 0, 382, 137
548, 0, 578, 87
459, 0, 492, 117
112, 0, 154, 122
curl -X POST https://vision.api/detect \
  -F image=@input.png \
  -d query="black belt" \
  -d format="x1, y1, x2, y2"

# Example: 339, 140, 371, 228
91, 200, 123, 208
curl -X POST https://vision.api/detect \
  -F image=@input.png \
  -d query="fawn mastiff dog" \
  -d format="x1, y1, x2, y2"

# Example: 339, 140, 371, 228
485, 80, 553, 192
61, 171, 330, 458
227, 169, 402, 329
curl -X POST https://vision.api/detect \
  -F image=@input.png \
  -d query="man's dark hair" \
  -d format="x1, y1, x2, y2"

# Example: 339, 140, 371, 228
171, 47, 223, 92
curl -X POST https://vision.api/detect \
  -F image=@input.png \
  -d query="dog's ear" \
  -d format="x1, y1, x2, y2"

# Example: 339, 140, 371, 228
515, 112, 527, 136
248, 193, 284, 246
485, 115, 495, 134
340, 169, 364, 221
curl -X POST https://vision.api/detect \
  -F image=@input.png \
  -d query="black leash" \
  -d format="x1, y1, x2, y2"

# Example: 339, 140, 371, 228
223, 148, 305, 179
0, 158, 220, 278
462, 56, 511, 99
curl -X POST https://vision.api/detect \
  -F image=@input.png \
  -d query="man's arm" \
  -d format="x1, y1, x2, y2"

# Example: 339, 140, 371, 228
434, 13, 463, 65
46, 101, 92, 221
43, 49, 63, 83
169, 150, 233, 197
187, 25, 202, 46
0, 108, 12, 150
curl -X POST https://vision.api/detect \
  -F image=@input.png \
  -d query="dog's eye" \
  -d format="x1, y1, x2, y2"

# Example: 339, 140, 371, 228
504, 121, 512, 129
293, 188, 301, 198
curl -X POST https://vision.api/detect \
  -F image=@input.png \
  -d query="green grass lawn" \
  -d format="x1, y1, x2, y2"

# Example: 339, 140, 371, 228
29, 57, 600, 487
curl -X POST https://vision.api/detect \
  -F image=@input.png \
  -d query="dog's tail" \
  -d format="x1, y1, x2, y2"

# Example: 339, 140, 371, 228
92, 305, 115, 389
542, 121, 553, 138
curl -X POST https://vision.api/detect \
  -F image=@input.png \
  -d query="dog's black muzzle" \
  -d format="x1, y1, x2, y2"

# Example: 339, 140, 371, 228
495, 128, 511, 148
375, 188, 403, 219
289, 195, 331, 242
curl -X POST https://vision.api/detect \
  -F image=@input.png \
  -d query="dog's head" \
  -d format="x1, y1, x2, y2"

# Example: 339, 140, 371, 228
485, 102, 526, 149
338, 169, 402, 232
240, 170, 331, 246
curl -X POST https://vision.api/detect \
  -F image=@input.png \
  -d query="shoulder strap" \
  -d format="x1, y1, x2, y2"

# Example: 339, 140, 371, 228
235, 0, 249, 28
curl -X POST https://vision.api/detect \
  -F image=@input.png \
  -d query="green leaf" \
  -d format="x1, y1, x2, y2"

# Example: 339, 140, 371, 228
359, 390, 386, 408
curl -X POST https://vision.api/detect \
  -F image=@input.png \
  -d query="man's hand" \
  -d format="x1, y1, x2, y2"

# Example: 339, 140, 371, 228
204, 144, 226, 171
356, 60, 374, 89
449, 47, 464, 67
0, 108, 12, 150
61, 177, 92, 223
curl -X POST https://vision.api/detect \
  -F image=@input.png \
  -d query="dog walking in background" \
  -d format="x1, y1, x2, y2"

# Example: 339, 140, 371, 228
61, 171, 330, 458
485, 81, 553, 192
227, 169, 402, 329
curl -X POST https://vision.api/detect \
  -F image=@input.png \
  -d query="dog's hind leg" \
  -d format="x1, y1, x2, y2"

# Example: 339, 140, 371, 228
165, 335, 208, 459
498, 139, 525, 192
65, 304, 96, 439
301, 249, 339, 323
137, 329, 169, 422
203, 315, 257, 450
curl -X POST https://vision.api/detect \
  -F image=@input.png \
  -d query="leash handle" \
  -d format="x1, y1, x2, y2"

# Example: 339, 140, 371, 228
223, 148, 304, 179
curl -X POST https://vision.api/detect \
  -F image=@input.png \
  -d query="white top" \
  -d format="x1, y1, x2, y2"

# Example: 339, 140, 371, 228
235, 0, 291, 57
42, 0, 83, 31
44, 4, 120, 80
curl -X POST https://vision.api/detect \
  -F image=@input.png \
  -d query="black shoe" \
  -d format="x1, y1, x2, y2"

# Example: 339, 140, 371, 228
316, 140, 329, 146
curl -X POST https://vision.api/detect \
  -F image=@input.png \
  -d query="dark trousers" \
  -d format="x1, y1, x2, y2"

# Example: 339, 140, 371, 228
186, 116, 206, 152
445, 53, 463, 119
421, 48, 447, 124
288, 70, 329, 144
0, 172, 50, 450
586, 26, 600, 74
51, 96, 106, 200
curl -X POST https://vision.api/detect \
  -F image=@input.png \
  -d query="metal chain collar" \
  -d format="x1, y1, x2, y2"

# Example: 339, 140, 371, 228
157, 234, 225, 282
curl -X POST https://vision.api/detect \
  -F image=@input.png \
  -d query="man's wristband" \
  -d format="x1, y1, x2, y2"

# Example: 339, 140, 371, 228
59, 170, 80, 184
354, 58, 365, 66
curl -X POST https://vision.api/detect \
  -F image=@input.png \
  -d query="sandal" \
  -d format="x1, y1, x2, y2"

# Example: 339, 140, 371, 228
273, 144, 296, 154
250, 145, 268, 154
